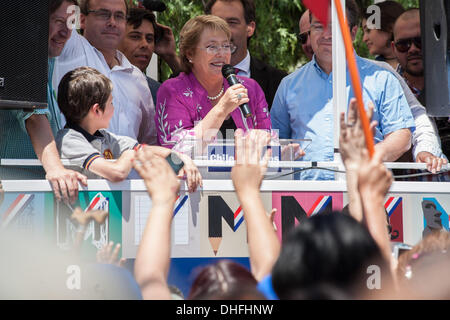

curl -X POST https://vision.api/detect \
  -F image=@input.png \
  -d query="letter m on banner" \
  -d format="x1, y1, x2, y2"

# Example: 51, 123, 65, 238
208, 196, 245, 255
208, 196, 244, 234
273, 192, 343, 242
281, 195, 332, 241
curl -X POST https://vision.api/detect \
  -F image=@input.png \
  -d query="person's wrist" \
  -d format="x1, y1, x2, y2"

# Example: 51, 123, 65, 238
343, 159, 361, 170
151, 196, 177, 207
211, 104, 228, 122
45, 165, 65, 177
360, 187, 384, 203
234, 184, 260, 198
160, 51, 177, 61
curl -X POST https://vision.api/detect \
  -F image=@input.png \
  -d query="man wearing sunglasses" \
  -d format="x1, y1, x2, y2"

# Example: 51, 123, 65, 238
298, 10, 313, 61
392, 8, 450, 170
392, 9, 424, 103
53, 0, 158, 145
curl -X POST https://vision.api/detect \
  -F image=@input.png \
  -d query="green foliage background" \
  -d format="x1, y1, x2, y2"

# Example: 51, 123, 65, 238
155, 0, 419, 81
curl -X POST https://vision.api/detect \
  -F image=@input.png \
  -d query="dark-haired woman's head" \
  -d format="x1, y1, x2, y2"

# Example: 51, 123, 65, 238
188, 260, 258, 300
362, 1, 405, 57
272, 212, 390, 299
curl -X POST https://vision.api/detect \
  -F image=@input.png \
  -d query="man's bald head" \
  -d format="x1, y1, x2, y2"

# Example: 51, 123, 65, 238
299, 10, 310, 34
299, 10, 313, 61
393, 8, 420, 39
392, 8, 423, 77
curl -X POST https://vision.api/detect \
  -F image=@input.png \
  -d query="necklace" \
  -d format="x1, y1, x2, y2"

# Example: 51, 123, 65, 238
207, 85, 224, 101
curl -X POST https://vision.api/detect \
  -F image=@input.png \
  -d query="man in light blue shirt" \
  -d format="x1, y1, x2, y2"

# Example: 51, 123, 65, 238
271, 0, 415, 180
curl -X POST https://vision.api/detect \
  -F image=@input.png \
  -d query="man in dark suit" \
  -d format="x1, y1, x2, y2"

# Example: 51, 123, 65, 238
205, 0, 287, 109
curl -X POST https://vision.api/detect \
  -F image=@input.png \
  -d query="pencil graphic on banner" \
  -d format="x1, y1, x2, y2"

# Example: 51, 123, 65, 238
209, 237, 222, 256
209, 206, 222, 255
208, 196, 243, 255
1, 194, 34, 228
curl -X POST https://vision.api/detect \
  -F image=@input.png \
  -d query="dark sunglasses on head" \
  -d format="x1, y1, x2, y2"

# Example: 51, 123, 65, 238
394, 37, 422, 53
297, 31, 309, 44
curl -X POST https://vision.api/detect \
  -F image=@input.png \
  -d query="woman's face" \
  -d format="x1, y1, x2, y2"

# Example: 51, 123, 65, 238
362, 19, 392, 57
189, 28, 231, 79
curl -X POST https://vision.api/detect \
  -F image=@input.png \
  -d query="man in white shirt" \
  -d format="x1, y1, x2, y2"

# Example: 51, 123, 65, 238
53, 0, 157, 145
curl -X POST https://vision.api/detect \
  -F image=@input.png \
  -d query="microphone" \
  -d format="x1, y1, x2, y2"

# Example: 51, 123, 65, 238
221, 64, 252, 119
142, 0, 167, 12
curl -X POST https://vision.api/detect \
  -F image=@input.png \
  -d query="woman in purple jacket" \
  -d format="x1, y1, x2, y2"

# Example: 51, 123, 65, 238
154, 15, 272, 150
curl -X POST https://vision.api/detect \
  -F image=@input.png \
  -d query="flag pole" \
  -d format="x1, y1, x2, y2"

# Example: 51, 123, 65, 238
333, 0, 375, 157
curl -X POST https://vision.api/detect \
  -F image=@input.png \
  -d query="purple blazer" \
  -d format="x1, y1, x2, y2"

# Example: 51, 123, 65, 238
155, 72, 272, 149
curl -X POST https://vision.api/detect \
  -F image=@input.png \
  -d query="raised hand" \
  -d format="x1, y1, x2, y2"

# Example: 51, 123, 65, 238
231, 129, 271, 194
133, 146, 180, 204
97, 241, 126, 267
339, 98, 377, 169
154, 23, 181, 74
70, 207, 108, 226
358, 148, 393, 201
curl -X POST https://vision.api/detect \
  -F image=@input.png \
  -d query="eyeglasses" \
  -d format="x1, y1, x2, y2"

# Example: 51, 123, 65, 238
200, 43, 234, 55
310, 23, 332, 34
87, 9, 127, 22
394, 37, 422, 53
297, 31, 309, 44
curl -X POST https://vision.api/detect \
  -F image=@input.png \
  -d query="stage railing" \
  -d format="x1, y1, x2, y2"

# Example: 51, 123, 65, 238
1, 159, 450, 260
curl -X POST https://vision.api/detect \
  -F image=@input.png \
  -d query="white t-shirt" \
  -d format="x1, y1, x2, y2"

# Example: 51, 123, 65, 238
53, 30, 157, 145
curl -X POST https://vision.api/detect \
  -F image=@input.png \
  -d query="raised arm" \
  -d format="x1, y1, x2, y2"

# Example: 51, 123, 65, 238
231, 129, 281, 281
339, 99, 377, 222
340, 99, 394, 277
133, 146, 180, 300
357, 148, 394, 269
154, 23, 182, 76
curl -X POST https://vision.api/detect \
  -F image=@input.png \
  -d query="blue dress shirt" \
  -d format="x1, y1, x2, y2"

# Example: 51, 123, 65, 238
271, 54, 416, 180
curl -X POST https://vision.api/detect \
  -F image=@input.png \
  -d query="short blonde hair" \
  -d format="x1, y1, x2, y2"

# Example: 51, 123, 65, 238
179, 15, 232, 73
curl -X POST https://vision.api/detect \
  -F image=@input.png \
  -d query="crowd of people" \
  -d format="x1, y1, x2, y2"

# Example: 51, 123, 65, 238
1, 0, 450, 300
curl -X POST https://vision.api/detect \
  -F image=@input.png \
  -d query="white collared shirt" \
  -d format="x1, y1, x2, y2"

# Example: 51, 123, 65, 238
369, 59, 446, 160
233, 50, 251, 78
53, 31, 157, 145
